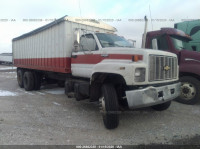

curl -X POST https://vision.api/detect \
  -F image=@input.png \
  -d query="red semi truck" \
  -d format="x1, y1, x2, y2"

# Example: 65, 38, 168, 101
145, 28, 200, 104
13, 16, 180, 129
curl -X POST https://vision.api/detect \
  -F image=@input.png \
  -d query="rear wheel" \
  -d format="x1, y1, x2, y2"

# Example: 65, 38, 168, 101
17, 69, 24, 88
176, 76, 200, 105
151, 101, 171, 111
99, 83, 119, 129
33, 72, 41, 90
23, 71, 35, 91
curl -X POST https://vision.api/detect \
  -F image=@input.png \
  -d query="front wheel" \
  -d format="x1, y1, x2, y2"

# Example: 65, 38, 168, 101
175, 76, 200, 105
99, 83, 119, 129
151, 101, 171, 111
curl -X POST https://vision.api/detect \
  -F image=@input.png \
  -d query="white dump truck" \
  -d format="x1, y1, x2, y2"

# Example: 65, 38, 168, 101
12, 15, 180, 129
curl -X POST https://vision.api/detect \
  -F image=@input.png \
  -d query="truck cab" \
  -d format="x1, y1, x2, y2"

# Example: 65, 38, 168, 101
175, 20, 200, 52
145, 28, 200, 104
69, 29, 180, 129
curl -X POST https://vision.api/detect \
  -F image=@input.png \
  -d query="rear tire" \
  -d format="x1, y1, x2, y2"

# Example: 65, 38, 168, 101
99, 83, 119, 129
17, 69, 24, 88
151, 101, 171, 111
33, 72, 41, 90
175, 76, 200, 105
23, 71, 35, 91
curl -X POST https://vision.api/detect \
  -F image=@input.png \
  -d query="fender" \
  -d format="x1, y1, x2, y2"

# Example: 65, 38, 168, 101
180, 67, 200, 79
180, 60, 200, 77
91, 59, 134, 85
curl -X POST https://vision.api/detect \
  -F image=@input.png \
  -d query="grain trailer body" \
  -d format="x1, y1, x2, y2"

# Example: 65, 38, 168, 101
12, 16, 116, 73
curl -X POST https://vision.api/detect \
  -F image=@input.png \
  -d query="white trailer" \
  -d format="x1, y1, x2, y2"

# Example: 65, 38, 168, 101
0, 53, 13, 64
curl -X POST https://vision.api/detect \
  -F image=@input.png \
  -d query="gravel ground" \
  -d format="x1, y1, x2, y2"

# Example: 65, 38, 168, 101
0, 65, 200, 145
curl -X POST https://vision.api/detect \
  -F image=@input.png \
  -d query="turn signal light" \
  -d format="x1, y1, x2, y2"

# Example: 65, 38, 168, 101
132, 55, 139, 62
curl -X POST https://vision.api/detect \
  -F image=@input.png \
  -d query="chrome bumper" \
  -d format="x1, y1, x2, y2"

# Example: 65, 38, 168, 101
126, 82, 181, 109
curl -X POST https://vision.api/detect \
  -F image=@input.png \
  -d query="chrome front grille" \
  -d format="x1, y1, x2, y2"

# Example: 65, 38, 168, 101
149, 55, 178, 82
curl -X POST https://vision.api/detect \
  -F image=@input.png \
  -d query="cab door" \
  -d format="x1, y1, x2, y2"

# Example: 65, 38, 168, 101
71, 33, 101, 78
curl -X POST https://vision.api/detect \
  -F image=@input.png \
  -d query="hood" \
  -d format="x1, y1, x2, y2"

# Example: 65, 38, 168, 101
101, 47, 177, 58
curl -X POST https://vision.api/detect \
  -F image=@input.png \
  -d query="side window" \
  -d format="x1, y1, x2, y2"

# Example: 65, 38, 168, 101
150, 35, 169, 51
189, 43, 200, 52
80, 34, 98, 51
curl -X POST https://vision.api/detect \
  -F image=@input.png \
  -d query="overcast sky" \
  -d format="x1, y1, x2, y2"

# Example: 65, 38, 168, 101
0, 0, 199, 53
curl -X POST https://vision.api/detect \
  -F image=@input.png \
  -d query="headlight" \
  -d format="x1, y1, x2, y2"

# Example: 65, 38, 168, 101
134, 68, 146, 82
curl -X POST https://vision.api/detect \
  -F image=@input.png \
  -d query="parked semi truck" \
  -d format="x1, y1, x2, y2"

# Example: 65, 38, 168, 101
145, 27, 200, 105
13, 16, 180, 129
175, 20, 200, 52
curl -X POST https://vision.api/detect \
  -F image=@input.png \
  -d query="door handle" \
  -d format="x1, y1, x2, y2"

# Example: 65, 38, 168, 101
101, 54, 109, 57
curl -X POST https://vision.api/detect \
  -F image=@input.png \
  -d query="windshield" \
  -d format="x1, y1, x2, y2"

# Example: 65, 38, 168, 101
96, 33, 134, 48
170, 36, 189, 50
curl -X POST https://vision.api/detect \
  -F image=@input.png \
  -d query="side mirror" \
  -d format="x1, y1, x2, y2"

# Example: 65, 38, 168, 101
73, 40, 79, 52
152, 39, 158, 50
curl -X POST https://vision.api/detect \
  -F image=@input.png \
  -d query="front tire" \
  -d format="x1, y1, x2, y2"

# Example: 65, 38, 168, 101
176, 76, 200, 105
151, 101, 171, 111
99, 83, 119, 129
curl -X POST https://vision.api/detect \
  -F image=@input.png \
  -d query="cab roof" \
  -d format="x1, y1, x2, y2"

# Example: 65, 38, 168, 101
148, 28, 192, 40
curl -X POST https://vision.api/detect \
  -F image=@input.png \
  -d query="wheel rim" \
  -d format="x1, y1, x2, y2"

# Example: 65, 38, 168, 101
99, 96, 106, 115
180, 82, 196, 100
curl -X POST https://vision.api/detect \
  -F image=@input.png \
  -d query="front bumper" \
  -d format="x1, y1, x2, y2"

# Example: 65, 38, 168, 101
126, 82, 181, 109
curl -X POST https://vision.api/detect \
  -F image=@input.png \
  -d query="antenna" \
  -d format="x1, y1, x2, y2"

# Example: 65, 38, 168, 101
149, 5, 153, 30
